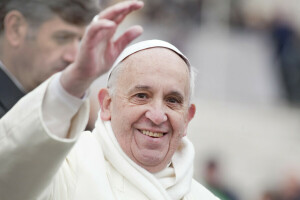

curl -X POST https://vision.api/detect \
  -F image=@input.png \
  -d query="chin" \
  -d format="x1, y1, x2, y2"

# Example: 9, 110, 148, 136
135, 153, 169, 171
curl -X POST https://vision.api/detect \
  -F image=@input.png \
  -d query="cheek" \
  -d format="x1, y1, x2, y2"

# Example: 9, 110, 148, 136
40, 52, 60, 65
169, 111, 188, 136
110, 107, 141, 151
36, 42, 63, 61
111, 101, 138, 131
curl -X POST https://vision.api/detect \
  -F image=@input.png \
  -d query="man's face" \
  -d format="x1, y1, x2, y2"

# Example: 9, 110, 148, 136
106, 48, 195, 172
17, 15, 85, 91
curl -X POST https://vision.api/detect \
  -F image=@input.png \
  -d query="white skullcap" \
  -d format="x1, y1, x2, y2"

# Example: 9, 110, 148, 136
107, 39, 190, 84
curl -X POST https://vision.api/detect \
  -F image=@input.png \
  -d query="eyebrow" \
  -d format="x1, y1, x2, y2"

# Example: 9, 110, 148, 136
128, 85, 151, 93
128, 85, 185, 100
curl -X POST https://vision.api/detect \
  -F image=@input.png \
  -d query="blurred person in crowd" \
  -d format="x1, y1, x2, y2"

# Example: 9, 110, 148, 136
203, 159, 239, 200
0, 1, 220, 199
0, 0, 100, 118
229, 0, 246, 29
260, 189, 281, 200
270, 14, 300, 105
280, 173, 300, 200
259, 172, 300, 200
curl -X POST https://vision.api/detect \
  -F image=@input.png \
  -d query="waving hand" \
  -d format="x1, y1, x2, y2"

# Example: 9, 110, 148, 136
60, 1, 144, 97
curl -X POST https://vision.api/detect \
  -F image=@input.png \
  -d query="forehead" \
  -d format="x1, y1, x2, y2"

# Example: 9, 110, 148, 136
116, 47, 190, 92
35, 15, 86, 35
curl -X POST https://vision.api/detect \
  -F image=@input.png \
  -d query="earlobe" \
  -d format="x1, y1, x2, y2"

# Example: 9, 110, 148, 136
98, 89, 112, 121
183, 104, 196, 137
4, 10, 28, 47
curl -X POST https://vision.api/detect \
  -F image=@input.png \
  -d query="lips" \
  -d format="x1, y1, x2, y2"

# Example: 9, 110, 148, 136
140, 130, 165, 138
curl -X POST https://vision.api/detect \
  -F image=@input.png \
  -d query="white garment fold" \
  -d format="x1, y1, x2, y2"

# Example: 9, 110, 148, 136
93, 114, 195, 200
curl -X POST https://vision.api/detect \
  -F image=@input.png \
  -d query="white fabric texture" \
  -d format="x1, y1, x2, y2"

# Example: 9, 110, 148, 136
93, 113, 195, 200
43, 73, 88, 138
0, 77, 90, 200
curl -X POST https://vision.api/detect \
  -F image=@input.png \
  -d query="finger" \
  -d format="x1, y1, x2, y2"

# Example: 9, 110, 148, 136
97, 1, 143, 23
84, 19, 116, 48
111, 2, 143, 25
113, 25, 143, 55
110, 10, 131, 25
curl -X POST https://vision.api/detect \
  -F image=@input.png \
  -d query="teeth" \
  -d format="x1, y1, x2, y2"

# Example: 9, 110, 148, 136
141, 130, 164, 138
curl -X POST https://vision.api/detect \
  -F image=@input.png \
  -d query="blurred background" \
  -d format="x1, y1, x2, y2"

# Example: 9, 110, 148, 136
93, 0, 300, 199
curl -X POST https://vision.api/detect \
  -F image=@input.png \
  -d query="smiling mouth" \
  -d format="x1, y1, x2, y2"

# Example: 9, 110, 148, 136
140, 130, 165, 138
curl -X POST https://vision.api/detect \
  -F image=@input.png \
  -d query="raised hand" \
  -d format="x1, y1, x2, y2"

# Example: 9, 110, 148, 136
60, 1, 144, 98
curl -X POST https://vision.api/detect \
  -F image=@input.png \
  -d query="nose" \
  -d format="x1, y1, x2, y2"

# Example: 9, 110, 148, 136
62, 40, 79, 64
145, 101, 167, 125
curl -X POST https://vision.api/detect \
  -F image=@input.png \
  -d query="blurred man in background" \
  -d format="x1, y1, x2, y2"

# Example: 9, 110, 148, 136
204, 159, 239, 200
0, 0, 100, 117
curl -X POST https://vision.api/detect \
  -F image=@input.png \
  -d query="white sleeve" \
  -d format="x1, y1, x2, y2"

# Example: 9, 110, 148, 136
42, 73, 89, 138
0, 74, 90, 200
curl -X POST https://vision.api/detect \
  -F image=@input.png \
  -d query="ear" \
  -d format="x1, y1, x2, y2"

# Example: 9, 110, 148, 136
98, 88, 112, 121
4, 10, 29, 47
183, 104, 196, 136
187, 104, 196, 122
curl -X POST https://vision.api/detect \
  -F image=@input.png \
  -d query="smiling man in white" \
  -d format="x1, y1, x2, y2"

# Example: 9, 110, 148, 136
101, 43, 195, 173
0, 1, 219, 199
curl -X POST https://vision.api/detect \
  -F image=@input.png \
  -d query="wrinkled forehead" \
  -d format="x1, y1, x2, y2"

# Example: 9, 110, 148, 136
106, 39, 190, 85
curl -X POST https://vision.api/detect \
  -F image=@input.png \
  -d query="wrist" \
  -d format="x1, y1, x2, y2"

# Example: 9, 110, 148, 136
60, 65, 93, 98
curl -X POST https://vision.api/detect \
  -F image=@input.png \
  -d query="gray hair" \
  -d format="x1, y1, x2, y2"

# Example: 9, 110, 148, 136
0, 0, 100, 33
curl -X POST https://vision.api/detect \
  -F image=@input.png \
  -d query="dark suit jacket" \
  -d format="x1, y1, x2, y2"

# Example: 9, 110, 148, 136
0, 65, 25, 118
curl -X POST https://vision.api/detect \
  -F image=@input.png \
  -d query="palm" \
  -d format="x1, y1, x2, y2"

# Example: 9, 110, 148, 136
77, 1, 143, 78
60, 1, 143, 97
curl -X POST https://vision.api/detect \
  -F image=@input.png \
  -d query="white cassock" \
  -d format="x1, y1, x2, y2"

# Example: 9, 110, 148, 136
0, 40, 219, 200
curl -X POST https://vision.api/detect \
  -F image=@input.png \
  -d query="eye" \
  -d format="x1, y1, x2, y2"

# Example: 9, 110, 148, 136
54, 35, 73, 44
129, 93, 150, 105
135, 93, 148, 99
53, 33, 79, 45
166, 96, 182, 104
